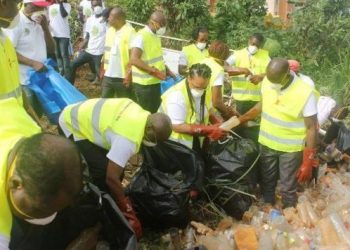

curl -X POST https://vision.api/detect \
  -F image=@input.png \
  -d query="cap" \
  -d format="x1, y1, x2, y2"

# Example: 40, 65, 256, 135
23, 0, 51, 7
288, 59, 300, 73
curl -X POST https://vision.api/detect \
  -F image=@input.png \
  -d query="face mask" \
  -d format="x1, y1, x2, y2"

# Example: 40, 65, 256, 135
156, 26, 166, 36
190, 88, 205, 98
142, 140, 157, 147
196, 42, 207, 50
31, 10, 48, 23
248, 45, 258, 55
93, 6, 103, 15
25, 212, 57, 225
0, 13, 20, 29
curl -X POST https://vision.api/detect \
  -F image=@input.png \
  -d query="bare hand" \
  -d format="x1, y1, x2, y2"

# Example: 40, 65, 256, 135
31, 61, 47, 72
150, 68, 166, 80
249, 74, 264, 84
243, 68, 252, 77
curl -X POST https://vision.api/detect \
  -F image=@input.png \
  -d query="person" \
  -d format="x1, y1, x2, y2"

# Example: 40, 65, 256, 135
236, 58, 319, 208
160, 63, 226, 151
288, 59, 315, 88
0, 98, 83, 250
178, 26, 209, 76
58, 98, 172, 239
0, 0, 23, 105
200, 40, 237, 120
226, 33, 270, 115
130, 10, 175, 113
3, 0, 55, 117
317, 96, 348, 127
48, 0, 71, 79
68, 0, 106, 85
101, 6, 135, 99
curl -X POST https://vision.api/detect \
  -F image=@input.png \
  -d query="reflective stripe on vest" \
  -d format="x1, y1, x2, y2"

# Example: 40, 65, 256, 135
0, 86, 22, 100
182, 44, 209, 67
231, 48, 270, 102
63, 98, 150, 151
258, 77, 318, 152
103, 24, 135, 78
132, 27, 165, 85
161, 79, 211, 149
0, 98, 41, 240
0, 35, 22, 105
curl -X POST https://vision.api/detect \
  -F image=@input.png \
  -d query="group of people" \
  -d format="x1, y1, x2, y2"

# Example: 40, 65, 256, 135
0, 0, 349, 249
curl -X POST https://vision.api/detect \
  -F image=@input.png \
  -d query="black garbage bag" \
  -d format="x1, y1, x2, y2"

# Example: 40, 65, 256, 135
126, 140, 204, 229
10, 183, 137, 250
204, 135, 259, 220
336, 122, 350, 154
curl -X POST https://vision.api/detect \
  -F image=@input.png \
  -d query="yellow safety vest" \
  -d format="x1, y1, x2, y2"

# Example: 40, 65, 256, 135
61, 98, 150, 151
0, 98, 41, 244
160, 79, 211, 149
259, 77, 318, 152
131, 27, 165, 85
231, 48, 270, 102
0, 33, 22, 105
181, 44, 209, 67
200, 57, 224, 108
103, 23, 136, 77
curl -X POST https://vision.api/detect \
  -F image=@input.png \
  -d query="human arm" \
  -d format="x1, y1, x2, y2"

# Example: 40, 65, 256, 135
249, 73, 266, 85
16, 52, 46, 72
59, 2, 69, 18
237, 102, 262, 124
178, 51, 188, 76
166, 65, 176, 79
37, 15, 56, 55
79, 32, 89, 51
224, 65, 252, 76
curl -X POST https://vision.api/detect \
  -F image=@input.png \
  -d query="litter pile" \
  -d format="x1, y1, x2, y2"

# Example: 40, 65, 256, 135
162, 167, 350, 250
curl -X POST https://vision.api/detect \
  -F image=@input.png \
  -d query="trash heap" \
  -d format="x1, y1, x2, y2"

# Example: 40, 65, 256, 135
163, 168, 350, 250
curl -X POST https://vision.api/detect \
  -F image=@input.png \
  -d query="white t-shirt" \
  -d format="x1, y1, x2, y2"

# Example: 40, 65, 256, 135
79, 0, 93, 18
317, 96, 336, 126
164, 90, 208, 125
299, 73, 315, 89
85, 15, 107, 56
58, 115, 136, 168
226, 54, 236, 66
105, 23, 135, 78
279, 75, 318, 118
130, 25, 154, 51
3, 11, 47, 85
49, 3, 71, 38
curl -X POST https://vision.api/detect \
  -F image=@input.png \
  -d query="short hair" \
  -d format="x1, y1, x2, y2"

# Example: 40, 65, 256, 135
191, 26, 209, 41
16, 133, 82, 202
188, 63, 212, 80
250, 33, 265, 44
208, 40, 230, 61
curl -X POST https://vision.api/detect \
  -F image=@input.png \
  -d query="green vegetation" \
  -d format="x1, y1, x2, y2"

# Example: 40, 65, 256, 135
68, 0, 350, 104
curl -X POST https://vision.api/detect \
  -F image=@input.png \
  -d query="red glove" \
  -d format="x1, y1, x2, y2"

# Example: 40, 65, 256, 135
118, 197, 142, 239
150, 67, 166, 80
189, 124, 227, 141
296, 148, 318, 183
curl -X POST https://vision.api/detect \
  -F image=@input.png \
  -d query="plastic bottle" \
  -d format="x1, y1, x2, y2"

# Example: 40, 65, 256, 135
305, 201, 320, 226
329, 212, 350, 246
275, 231, 288, 250
258, 229, 273, 250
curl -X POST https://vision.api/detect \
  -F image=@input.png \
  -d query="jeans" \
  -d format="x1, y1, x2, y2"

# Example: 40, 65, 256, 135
69, 51, 103, 84
258, 144, 302, 207
133, 83, 161, 113
54, 37, 71, 79
101, 76, 135, 100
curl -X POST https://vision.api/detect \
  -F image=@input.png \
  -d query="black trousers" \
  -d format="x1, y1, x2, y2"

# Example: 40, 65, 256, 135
101, 76, 135, 100
69, 51, 103, 84
133, 83, 161, 113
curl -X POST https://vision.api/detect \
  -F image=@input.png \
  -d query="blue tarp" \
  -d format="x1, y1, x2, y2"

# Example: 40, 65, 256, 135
27, 59, 87, 124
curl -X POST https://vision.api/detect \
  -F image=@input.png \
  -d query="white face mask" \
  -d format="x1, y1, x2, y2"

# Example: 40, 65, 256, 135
93, 6, 103, 15
31, 10, 48, 23
156, 26, 166, 36
247, 45, 258, 55
190, 88, 205, 98
142, 140, 157, 147
270, 84, 282, 91
1, 13, 20, 29
196, 42, 207, 50
25, 212, 57, 225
